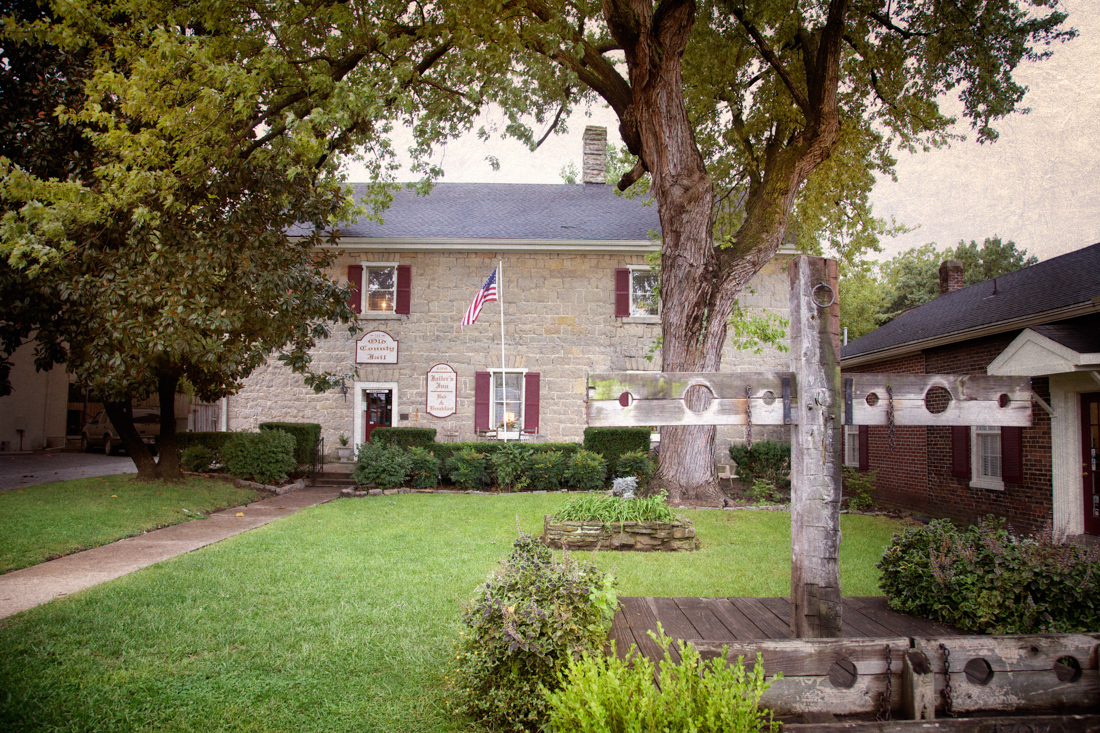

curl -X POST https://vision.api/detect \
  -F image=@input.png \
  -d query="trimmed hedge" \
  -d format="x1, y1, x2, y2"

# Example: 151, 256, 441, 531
583, 427, 652, 478
435, 442, 580, 484
369, 427, 437, 448
222, 430, 297, 485
259, 422, 321, 466
175, 431, 234, 459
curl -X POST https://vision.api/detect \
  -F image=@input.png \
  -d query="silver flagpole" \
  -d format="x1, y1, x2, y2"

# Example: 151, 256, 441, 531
498, 260, 507, 443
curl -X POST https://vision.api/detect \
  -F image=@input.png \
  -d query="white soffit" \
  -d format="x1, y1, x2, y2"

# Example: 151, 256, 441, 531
988, 328, 1100, 377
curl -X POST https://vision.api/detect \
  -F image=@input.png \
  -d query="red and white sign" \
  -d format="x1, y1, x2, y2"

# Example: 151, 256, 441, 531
355, 331, 399, 364
426, 363, 457, 418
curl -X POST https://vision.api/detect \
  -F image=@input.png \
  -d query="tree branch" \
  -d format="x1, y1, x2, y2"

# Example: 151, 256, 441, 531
731, 6, 811, 115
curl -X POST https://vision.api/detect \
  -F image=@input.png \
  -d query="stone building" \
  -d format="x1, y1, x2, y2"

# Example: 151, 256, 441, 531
228, 127, 794, 461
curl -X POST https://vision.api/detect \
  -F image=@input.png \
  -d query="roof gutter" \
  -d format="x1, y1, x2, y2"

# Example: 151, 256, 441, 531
307, 237, 661, 254
840, 300, 1100, 369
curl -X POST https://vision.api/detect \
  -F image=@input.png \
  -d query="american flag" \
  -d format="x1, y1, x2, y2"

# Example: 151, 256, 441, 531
461, 268, 498, 327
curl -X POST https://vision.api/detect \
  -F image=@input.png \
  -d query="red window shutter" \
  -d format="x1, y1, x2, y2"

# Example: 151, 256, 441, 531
523, 372, 540, 434
474, 372, 491, 432
615, 268, 630, 317
396, 264, 411, 314
951, 426, 970, 479
348, 265, 362, 314
1001, 426, 1024, 483
858, 425, 869, 471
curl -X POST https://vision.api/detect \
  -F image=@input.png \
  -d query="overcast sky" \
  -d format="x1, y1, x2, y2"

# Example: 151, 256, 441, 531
345, 0, 1099, 263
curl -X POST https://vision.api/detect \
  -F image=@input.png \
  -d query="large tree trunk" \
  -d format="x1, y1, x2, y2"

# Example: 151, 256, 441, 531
103, 398, 160, 480
155, 371, 183, 481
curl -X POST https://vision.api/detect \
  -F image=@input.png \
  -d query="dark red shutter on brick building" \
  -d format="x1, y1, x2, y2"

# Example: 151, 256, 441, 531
951, 426, 970, 478
858, 425, 869, 471
614, 268, 630, 317
348, 265, 362, 314
523, 373, 540, 434
1001, 426, 1024, 483
396, 264, 411, 314
474, 372, 491, 432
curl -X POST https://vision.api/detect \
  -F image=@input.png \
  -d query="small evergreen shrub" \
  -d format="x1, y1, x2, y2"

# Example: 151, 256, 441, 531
546, 630, 778, 733
406, 446, 440, 489
564, 449, 607, 492
181, 445, 215, 473
843, 467, 876, 511
369, 427, 436, 448
583, 427, 651, 476
729, 440, 790, 490
526, 450, 568, 492
446, 533, 618, 732
176, 431, 233, 461
447, 447, 491, 490
258, 422, 320, 466
352, 441, 410, 489
221, 430, 297, 485
615, 448, 653, 489
747, 479, 785, 505
491, 443, 533, 491
878, 517, 1100, 634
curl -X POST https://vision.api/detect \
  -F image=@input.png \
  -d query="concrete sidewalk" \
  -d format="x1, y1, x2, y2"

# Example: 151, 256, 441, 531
0, 485, 341, 620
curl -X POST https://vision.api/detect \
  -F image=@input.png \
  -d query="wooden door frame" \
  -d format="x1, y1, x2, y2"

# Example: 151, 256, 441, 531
353, 381, 399, 447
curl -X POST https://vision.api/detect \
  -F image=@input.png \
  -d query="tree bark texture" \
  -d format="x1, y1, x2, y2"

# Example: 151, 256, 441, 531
788, 256, 843, 638
156, 371, 182, 481
103, 398, 160, 480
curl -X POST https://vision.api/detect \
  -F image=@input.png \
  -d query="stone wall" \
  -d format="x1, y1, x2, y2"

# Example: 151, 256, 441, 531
228, 248, 793, 460
542, 514, 697, 551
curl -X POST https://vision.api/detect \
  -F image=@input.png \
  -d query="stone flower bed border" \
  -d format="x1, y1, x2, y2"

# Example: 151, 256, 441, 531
542, 514, 697, 552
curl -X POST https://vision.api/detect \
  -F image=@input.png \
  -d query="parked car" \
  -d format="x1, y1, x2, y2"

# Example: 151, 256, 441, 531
80, 409, 160, 455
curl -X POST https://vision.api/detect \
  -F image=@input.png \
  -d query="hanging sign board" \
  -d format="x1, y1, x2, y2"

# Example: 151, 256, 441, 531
355, 331, 399, 364
426, 363, 457, 418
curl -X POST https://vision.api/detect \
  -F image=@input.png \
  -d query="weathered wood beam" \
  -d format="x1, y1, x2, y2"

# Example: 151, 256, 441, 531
844, 374, 1032, 427
789, 256, 843, 639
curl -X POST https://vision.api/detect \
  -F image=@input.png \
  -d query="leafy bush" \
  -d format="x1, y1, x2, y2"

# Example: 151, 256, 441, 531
564, 449, 607, 492
878, 517, 1100, 634
527, 450, 568, 492
552, 490, 678, 524
433, 442, 579, 483
729, 440, 790, 490
447, 447, 491, 490
615, 449, 653, 489
176, 431, 233, 461
405, 447, 440, 489
584, 427, 651, 477
843, 467, 876, 511
181, 445, 215, 473
491, 443, 533, 491
258, 422, 320, 467
352, 441, 410, 489
747, 479, 785, 505
446, 533, 618, 732
369, 427, 436, 448
546, 629, 777, 733
221, 430, 297, 485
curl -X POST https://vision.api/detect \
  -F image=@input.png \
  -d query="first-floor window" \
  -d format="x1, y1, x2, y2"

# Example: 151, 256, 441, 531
972, 425, 1003, 490
492, 370, 524, 435
844, 425, 860, 467
474, 370, 540, 436
952, 425, 1023, 491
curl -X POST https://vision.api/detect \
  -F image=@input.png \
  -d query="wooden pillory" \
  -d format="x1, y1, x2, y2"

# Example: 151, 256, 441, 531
586, 256, 1033, 640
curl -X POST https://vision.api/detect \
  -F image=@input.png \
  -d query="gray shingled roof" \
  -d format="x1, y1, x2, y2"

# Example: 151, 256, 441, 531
841, 241, 1100, 362
302, 182, 661, 241
1031, 313, 1100, 354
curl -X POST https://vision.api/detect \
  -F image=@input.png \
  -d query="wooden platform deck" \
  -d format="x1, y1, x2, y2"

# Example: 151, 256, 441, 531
609, 596, 962, 658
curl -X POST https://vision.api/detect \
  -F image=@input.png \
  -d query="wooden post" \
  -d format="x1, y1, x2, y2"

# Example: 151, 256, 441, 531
902, 649, 936, 720
788, 256, 843, 638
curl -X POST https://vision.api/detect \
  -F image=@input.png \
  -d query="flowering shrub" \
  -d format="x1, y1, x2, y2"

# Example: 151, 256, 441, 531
878, 517, 1100, 634
446, 533, 617, 731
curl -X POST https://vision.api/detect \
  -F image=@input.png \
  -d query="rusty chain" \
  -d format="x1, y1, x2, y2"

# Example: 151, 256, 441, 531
744, 386, 753, 448
886, 384, 897, 451
877, 644, 893, 721
940, 643, 955, 717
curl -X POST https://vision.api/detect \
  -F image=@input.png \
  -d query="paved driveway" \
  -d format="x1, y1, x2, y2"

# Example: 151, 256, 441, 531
0, 452, 137, 491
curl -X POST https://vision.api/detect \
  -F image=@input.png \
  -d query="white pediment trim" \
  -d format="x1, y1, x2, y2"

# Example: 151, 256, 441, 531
988, 328, 1100, 377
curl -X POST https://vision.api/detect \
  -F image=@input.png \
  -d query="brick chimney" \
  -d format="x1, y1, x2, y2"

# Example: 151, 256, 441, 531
939, 259, 964, 295
582, 126, 607, 184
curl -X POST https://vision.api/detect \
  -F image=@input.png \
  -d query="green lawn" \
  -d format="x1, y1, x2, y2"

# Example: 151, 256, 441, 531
0, 475, 262, 573
0, 493, 910, 733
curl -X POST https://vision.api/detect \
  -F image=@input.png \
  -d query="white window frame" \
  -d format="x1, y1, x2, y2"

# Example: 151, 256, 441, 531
359, 261, 399, 316
353, 381, 400, 448
489, 368, 527, 440
971, 425, 1005, 491
625, 265, 660, 322
844, 424, 860, 468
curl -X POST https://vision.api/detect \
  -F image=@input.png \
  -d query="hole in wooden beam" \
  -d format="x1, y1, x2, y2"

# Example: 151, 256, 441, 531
998, 393, 1010, 408
865, 392, 879, 407
683, 384, 714, 414
761, 391, 776, 405
924, 386, 952, 415
963, 657, 994, 686
618, 392, 634, 408
1054, 656, 1083, 683
827, 659, 858, 689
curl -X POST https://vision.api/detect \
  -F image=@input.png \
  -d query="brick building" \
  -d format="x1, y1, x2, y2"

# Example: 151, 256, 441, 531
840, 243, 1100, 536
227, 128, 794, 461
